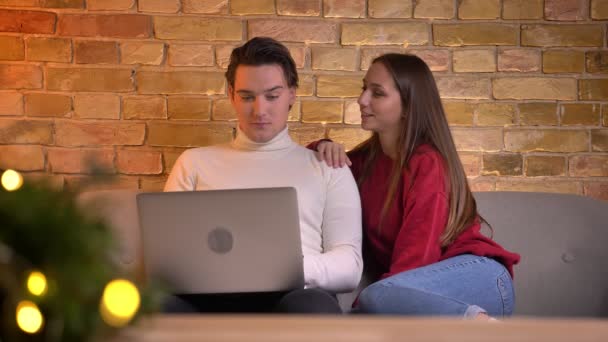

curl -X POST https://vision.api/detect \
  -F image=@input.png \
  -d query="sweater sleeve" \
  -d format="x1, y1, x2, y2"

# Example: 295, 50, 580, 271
381, 152, 448, 279
163, 151, 196, 192
303, 167, 363, 293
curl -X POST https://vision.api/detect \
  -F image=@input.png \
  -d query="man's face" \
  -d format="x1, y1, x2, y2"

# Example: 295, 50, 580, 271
230, 64, 296, 143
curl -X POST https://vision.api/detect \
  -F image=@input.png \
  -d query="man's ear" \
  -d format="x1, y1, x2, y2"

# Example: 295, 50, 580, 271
288, 87, 296, 106
228, 86, 235, 104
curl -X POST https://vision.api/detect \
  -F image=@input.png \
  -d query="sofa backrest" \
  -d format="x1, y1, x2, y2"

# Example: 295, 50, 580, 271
475, 191, 608, 317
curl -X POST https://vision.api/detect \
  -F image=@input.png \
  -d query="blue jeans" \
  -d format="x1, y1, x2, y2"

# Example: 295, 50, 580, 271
356, 255, 515, 318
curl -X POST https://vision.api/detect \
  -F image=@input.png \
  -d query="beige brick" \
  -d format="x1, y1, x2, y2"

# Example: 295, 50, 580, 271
458, 152, 481, 176
211, 98, 236, 121
324, 0, 364, 18
48, 148, 114, 174
0, 119, 53, 144
288, 125, 326, 146
433, 24, 517, 46
123, 96, 166, 119
231, 0, 274, 14
0, 36, 24, 60
570, 155, 608, 177
121, 42, 164, 65
525, 155, 565, 176
288, 45, 306, 69
503, 0, 543, 19
361, 48, 449, 71
64, 175, 138, 191
301, 100, 342, 123
451, 128, 503, 151
414, 0, 454, 19
154, 17, 241, 41
453, 50, 495, 73
458, 0, 500, 19
47, 68, 133, 92
504, 129, 588, 152
468, 178, 494, 191
342, 22, 427, 46
584, 182, 608, 201
344, 100, 361, 124
74, 94, 120, 119
327, 127, 372, 150
522, 25, 603, 47
604, 104, 608, 126
496, 180, 580, 194
215, 44, 237, 69
444, 102, 474, 126
137, 71, 225, 95
545, 0, 587, 21
519, 103, 558, 126
117, 150, 162, 175
436, 77, 490, 99
0, 92, 23, 116
140, 176, 167, 191
586, 51, 608, 74
168, 97, 210, 120
0, 145, 44, 171
0, 0, 39, 5
592, 129, 608, 151
543, 50, 585, 73
25, 93, 71, 117
182, 0, 228, 14
277, 0, 320, 16
148, 122, 233, 147
560, 104, 601, 126
88, 0, 135, 10
297, 74, 314, 96
493, 78, 576, 100
498, 49, 541, 73
476, 103, 516, 126
168, 44, 214, 67
0, 65, 42, 90
312, 47, 357, 71
75, 40, 118, 64
25, 37, 71, 63
317, 75, 361, 98
368, 0, 412, 18
482, 153, 522, 176
55, 120, 145, 147
579, 79, 608, 101
592, 0, 608, 19
249, 19, 337, 44
138, 0, 179, 13
288, 99, 301, 122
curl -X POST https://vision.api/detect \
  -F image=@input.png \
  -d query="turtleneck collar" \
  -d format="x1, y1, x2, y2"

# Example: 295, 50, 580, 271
231, 125, 295, 151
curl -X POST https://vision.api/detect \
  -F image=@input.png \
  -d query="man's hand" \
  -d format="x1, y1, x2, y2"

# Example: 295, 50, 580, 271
315, 141, 352, 168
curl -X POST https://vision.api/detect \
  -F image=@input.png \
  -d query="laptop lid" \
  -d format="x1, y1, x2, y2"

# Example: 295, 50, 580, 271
136, 187, 304, 294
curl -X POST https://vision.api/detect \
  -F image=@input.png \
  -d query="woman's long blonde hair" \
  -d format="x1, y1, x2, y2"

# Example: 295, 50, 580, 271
351, 54, 479, 247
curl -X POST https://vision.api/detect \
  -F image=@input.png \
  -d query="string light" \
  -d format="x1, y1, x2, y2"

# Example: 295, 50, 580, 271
1, 169, 23, 191
100, 279, 140, 327
27, 271, 48, 297
16, 301, 44, 334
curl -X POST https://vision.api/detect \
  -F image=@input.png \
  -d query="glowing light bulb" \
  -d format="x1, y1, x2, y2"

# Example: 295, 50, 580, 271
27, 271, 48, 297
16, 301, 44, 334
1, 169, 23, 191
100, 279, 140, 327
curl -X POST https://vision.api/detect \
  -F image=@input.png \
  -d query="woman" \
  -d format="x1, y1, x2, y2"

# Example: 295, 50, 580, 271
312, 54, 520, 318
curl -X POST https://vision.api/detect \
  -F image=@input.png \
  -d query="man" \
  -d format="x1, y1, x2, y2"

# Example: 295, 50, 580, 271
164, 37, 362, 313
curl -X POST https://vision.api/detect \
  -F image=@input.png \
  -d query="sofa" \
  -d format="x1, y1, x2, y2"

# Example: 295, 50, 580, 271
78, 190, 608, 317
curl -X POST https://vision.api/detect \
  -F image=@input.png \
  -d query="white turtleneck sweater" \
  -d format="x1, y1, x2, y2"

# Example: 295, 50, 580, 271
164, 127, 363, 293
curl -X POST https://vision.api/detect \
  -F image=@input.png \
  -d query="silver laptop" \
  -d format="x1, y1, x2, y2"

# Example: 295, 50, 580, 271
136, 187, 304, 294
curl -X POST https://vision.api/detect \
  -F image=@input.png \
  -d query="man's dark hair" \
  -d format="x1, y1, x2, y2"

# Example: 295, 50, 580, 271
225, 37, 299, 91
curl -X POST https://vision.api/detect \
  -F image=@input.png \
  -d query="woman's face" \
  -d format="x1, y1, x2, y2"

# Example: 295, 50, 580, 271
357, 61, 403, 137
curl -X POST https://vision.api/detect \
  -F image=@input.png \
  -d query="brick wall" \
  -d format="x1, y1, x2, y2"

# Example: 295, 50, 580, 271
0, 0, 606, 200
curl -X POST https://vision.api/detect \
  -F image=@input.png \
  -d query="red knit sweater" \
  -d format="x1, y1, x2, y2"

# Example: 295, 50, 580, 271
312, 142, 520, 281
